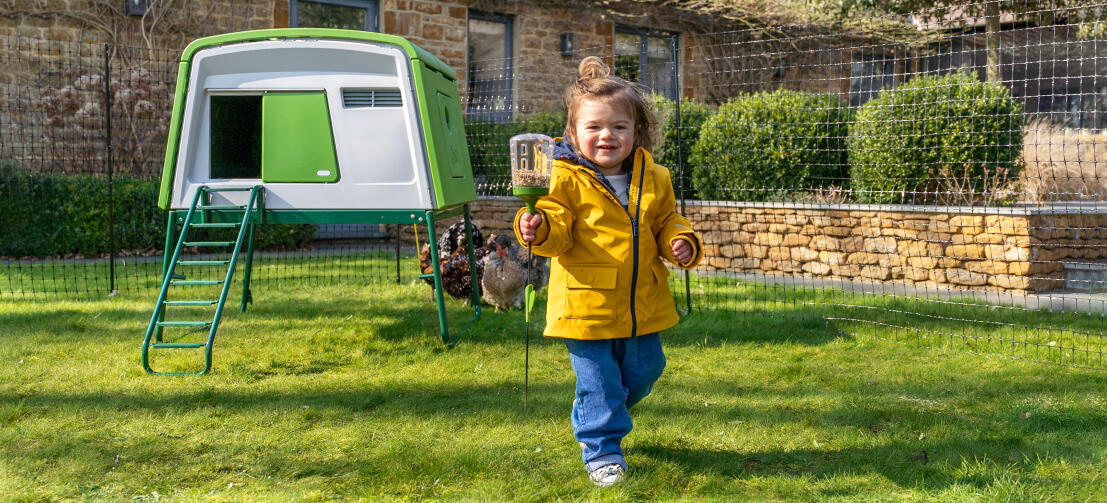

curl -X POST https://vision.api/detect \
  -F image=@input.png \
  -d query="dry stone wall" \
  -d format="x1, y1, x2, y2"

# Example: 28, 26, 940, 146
432, 197, 1100, 295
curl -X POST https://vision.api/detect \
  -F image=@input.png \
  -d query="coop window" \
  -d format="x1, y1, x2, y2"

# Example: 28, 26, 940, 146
291, 0, 379, 31
209, 95, 262, 179
614, 26, 679, 100
342, 89, 402, 108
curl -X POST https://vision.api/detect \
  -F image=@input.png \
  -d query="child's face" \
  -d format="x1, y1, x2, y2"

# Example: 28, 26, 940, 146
573, 98, 635, 172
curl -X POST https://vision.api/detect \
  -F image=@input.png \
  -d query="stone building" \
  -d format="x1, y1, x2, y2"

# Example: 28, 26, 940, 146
0, 0, 785, 114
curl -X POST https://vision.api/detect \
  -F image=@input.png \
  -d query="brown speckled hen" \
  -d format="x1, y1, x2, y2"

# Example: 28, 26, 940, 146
480, 239, 527, 310
478, 233, 548, 310
418, 222, 488, 301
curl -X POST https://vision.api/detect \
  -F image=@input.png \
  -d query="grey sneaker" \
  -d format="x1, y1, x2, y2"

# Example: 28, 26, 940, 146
588, 463, 626, 487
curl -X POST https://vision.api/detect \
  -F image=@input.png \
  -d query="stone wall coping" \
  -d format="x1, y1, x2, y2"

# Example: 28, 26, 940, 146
671, 199, 1107, 216
475, 195, 519, 202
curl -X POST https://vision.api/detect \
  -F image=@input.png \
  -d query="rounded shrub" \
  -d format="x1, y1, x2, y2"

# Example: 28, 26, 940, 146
689, 90, 852, 202
849, 72, 1024, 204
650, 94, 714, 199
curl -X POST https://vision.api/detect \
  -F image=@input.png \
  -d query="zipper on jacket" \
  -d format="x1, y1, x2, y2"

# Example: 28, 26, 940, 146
575, 151, 645, 338
628, 154, 645, 338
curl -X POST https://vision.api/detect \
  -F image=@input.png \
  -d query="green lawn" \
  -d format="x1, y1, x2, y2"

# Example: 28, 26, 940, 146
2, 256, 1106, 502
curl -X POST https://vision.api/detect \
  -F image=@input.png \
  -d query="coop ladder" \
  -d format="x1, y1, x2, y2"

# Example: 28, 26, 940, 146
141, 185, 263, 376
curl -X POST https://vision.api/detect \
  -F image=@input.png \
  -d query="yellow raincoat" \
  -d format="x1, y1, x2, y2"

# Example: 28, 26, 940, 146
513, 144, 702, 340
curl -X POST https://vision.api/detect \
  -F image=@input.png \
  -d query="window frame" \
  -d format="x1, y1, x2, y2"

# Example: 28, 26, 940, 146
614, 25, 680, 99
290, 0, 379, 31
466, 10, 515, 121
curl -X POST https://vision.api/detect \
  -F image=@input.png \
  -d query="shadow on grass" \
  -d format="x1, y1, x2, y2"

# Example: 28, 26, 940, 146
4, 369, 1104, 496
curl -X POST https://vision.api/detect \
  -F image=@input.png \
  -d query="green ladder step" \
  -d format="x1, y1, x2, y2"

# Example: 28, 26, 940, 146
191, 222, 239, 228
164, 300, 218, 306
204, 187, 254, 192
171, 280, 224, 286
156, 321, 212, 327
183, 241, 234, 247
177, 260, 231, 266
151, 342, 207, 349
198, 205, 245, 210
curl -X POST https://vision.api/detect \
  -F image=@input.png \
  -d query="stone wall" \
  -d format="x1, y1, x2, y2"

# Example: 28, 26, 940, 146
436, 197, 1101, 295
0, 1, 275, 47
381, 0, 468, 82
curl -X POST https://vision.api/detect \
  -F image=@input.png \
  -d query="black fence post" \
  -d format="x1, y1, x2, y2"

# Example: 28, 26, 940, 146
670, 34, 691, 315
104, 43, 117, 295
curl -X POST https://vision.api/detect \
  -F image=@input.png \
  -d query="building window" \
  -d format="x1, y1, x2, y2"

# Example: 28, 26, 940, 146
291, 0, 378, 31
614, 26, 678, 99
849, 54, 897, 107
467, 12, 513, 120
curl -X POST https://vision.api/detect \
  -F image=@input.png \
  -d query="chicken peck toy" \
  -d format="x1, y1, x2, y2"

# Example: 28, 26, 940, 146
510, 133, 553, 411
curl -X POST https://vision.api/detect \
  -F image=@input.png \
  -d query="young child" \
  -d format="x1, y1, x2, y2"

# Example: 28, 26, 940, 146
514, 56, 702, 487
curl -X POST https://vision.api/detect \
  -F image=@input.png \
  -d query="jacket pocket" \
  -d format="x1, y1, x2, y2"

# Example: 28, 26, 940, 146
651, 259, 670, 285
563, 264, 618, 320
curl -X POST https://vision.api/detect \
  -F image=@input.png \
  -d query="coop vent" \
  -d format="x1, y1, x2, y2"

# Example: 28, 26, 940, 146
343, 89, 403, 108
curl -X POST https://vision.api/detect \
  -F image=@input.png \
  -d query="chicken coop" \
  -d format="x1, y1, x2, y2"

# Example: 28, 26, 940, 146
142, 28, 480, 375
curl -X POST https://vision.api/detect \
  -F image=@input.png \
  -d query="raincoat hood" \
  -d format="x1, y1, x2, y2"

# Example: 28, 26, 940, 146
553, 139, 601, 171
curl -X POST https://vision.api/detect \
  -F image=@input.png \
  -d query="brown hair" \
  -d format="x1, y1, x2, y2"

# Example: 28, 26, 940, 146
564, 56, 657, 152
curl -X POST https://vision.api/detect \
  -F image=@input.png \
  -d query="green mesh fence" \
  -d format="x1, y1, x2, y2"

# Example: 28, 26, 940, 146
4, 0, 1107, 369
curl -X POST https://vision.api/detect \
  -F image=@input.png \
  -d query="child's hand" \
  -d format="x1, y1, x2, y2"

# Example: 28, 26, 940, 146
671, 238, 693, 265
519, 211, 543, 243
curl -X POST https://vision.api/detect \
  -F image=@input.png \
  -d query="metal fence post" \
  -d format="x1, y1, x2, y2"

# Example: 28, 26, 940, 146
670, 34, 691, 314
104, 43, 117, 295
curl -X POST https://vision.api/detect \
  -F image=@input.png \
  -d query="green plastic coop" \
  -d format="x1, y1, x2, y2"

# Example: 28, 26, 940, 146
143, 28, 481, 375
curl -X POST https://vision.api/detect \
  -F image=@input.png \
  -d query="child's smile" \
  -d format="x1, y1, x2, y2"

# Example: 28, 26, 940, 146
574, 99, 635, 175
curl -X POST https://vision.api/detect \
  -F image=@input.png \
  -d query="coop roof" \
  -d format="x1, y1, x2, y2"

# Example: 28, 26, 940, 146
178, 28, 454, 79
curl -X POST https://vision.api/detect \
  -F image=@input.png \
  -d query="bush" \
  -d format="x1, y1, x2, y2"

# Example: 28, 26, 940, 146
465, 112, 565, 194
689, 90, 852, 202
849, 72, 1024, 204
0, 170, 316, 258
650, 94, 714, 199
0, 170, 158, 257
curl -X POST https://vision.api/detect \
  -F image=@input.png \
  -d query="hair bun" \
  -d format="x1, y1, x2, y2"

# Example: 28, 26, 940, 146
578, 56, 611, 81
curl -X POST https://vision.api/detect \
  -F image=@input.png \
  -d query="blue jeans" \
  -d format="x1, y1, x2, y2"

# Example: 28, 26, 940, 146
563, 333, 666, 472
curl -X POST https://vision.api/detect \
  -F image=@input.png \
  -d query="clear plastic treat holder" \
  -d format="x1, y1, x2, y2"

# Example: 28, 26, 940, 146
510, 133, 553, 213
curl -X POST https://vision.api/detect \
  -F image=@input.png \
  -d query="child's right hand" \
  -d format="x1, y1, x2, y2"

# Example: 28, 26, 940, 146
519, 211, 543, 243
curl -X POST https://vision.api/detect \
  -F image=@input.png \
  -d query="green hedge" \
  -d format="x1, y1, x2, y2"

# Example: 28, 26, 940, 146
465, 112, 565, 185
849, 72, 1024, 204
650, 94, 714, 199
0, 170, 315, 258
689, 90, 852, 202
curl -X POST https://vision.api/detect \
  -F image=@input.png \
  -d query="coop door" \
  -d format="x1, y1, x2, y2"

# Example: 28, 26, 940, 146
210, 96, 262, 179
260, 92, 339, 183
414, 60, 475, 208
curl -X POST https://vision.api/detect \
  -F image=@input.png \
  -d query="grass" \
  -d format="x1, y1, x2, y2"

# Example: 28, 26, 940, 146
2, 256, 1107, 501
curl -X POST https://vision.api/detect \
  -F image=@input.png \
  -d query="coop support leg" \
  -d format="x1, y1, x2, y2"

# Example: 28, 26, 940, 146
240, 221, 256, 312
156, 210, 178, 343
462, 204, 481, 340
425, 211, 450, 345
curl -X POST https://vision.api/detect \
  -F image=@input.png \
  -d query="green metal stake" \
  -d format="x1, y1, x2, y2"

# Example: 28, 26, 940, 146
513, 186, 547, 412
